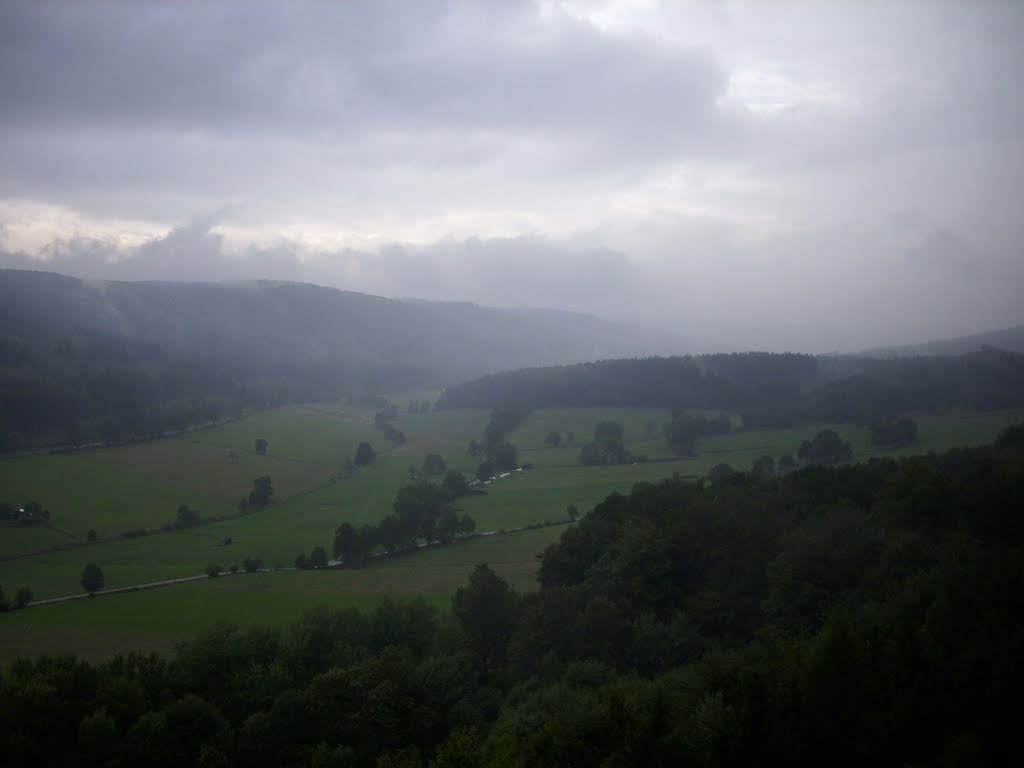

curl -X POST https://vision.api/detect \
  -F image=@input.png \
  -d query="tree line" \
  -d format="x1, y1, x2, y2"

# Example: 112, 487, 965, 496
466, 404, 529, 481
0, 332, 432, 455
318, 472, 477, 570
2, 425, 1021, 765
437, 348, 1024, 430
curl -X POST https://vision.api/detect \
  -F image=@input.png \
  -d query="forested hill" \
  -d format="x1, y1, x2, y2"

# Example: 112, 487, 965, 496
4, 427, 1022, 766
862, 323, 1024, 357
0, 269, 681, 377
0, 269, 684, 450
436, 349, 1024, 425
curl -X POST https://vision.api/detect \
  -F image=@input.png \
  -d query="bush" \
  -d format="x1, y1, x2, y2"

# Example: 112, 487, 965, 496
174, 504, 201, 530
354, 441, 376, 466
14, 586, 33, 608
423, 453, 447, 476
205, 565, 223, 578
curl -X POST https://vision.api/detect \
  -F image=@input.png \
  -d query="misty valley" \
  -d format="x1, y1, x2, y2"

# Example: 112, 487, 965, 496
0, 267, 1022, 766
4, 1, 1024, 764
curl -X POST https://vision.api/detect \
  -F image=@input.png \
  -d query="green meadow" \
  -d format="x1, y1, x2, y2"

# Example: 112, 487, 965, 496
0, 526, 565, 664
1, 398, 1021, 665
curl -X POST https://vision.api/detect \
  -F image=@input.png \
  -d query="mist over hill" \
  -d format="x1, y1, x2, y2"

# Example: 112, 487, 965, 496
437, 348, 1024, 431
861, 324, 1024, 357
0, 268, 687, 449
0, 269, 686, 378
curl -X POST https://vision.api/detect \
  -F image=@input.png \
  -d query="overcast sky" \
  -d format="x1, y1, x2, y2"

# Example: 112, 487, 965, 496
1, 0, 1022, 352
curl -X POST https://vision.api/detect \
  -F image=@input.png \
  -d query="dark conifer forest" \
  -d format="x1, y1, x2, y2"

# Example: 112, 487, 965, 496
437, 348, 1024, 428
3, 426, 1021, 767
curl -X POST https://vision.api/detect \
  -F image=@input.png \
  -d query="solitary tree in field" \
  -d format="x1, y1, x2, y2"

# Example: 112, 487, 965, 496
175, 504, 201, 529
254, 438, 268, 456
248, 476, 273, 507
80, 562, 105, 595
354, 441, 375, 466
544, 431, 562, 448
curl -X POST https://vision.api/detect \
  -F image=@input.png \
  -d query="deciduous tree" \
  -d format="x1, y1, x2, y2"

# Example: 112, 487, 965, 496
81, 562, 105, 594
248, 476, 274, 507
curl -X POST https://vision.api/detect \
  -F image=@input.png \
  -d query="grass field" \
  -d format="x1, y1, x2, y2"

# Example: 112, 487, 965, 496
0, 526, 564, 665
1, 400, 1020, 666
0, 525, 71, 558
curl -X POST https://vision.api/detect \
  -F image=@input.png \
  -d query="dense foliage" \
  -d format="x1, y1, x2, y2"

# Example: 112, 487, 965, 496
0, 268, 678, 452
2, 427, 1022, 766
663, 411, 732, 456
326, 478, 476, 566
438, 349, 1024, 429
579, 421, 633, 465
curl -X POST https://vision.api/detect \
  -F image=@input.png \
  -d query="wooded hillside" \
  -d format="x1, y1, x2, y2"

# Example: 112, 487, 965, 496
0, 269, 684, 450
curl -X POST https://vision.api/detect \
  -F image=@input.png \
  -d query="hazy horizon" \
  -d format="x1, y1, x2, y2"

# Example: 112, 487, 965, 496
2, 1, 1022, 353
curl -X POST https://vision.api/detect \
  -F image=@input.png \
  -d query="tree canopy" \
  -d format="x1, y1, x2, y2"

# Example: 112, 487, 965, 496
248, 476, 273, 507
354, 441, 376, 466
80, 562, 105, 594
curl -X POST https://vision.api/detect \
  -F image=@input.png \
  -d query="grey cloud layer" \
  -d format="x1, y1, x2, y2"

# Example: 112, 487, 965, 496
0, 0, 735, 225
0, 3, 722, 155
5, 211, 1020, 353
1, 0, 1022, 351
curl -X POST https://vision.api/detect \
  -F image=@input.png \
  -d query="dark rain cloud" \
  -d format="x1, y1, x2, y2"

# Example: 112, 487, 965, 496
1, 1, 1022, 351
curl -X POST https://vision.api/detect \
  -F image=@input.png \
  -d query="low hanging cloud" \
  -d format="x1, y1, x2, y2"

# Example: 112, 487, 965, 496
5, 206, 1021, 355
1, 1, 1022, 352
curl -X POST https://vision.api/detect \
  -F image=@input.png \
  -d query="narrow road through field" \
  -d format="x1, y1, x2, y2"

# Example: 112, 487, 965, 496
21, 520, 574, 609
26, 573, 214, 607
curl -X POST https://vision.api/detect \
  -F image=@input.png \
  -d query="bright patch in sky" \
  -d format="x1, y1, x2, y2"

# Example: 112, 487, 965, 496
1, 0, 1021, 351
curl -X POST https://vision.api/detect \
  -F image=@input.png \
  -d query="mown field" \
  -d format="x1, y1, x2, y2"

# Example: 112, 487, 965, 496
1, 398, 1021, 665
